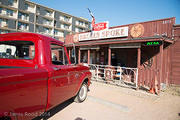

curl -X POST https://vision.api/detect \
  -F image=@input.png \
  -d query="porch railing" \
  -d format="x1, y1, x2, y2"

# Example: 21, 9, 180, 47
86, 64, 138, 89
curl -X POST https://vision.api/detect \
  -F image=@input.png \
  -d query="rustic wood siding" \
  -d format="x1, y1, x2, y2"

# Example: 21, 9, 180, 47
171, 25, 180, 85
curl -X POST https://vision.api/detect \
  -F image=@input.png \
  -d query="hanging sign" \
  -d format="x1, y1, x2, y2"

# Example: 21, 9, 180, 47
93, 21, 109, 31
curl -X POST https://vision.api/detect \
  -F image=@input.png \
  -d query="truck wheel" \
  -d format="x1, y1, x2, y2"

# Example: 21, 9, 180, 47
74, 83, 88, 103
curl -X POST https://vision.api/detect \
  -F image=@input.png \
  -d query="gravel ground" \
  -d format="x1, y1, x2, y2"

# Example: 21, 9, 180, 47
46, 81, 180, 120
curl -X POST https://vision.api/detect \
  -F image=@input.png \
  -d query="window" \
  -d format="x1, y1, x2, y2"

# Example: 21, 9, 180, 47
24, 3, 29, 10
36, 6, 40, 14
0, 8, 2, 14
18, 12, 29, 21
7, 9, 13, 16
79, 28, 84, 32
85, 22, 89, 27
45, 10, 52, 17
63, 24, 69, 30
44, 27, 51, 34
0, 41, 35, 59
51, 44, 68, 65
64, 16, 70, 22
54, 30, 64, 37
35, 25, 40, 33
18, 22, 28, 30
80, 50, 88, 63
79, 21, 83, 26
0, 29, 9, 34
43, 18, 52, 26
8, 0, 14, 6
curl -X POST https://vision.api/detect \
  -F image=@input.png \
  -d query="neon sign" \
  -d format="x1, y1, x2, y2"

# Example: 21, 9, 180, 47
143, 41, 162, 46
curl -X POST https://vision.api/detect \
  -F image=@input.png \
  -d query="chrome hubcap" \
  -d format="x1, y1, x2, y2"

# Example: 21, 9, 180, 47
79, 85, 87, 100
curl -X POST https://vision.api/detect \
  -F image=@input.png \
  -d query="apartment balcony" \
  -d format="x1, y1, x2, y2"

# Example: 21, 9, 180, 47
43, 27, 53, 36
0, 9, 17, 19
0, 30, 9, 34
59, 16, 72, 24
54, 34, 64, 37
75, 23, 88, 29
18, 25, 29, 31
25, 3, 35, 13
0, 0, 18, 9
45, 13, 53, 19
54, 31, 64, 37
43, 20, 53, 27
0, 10, 7, 16
8, 1, 18, 8
43, 31, 53, 36
60, 24, 71, 31
19, 15, 29, 22
0, 22, 8, 28
27, 7, 35, 13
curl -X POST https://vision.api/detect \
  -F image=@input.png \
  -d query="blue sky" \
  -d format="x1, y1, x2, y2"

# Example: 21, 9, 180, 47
31, 0, 180, 27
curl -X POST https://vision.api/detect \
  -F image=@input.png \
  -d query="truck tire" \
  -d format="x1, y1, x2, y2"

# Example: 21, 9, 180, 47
74, 83, 88, 103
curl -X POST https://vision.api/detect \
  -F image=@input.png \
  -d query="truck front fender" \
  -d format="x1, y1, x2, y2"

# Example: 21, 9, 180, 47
75, 71, 91, 95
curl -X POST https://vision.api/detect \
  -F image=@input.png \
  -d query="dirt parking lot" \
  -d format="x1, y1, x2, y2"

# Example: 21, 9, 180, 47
46, 81, 180, 120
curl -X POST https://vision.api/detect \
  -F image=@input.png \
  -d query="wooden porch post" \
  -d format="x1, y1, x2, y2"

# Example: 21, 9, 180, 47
158, 43, 164, 92
68, 48, 71, 61
88, 49, 90, 64
78, 48, 81, 64
108, 47, 111, 66
137, 48, 141, 68
137, 48, 141, 88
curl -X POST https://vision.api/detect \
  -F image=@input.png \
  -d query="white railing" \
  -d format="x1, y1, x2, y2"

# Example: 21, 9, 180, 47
87, 64, 138, 88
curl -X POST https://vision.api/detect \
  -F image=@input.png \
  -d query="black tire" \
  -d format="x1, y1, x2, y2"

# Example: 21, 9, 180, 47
74, 83, 88, 103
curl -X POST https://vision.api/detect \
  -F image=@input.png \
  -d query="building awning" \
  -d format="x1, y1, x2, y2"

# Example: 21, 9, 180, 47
80, 46, 100, 50
109, 43, 141, 49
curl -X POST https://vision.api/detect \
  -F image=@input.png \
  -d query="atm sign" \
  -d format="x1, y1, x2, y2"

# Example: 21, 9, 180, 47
143, 41, 162, 46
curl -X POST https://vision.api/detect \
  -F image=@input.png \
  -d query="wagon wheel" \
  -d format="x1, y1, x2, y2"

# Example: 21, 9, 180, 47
121, 68, 134, 83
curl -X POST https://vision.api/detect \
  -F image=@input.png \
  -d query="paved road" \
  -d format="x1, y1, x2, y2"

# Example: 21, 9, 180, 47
44, 81, 180, 120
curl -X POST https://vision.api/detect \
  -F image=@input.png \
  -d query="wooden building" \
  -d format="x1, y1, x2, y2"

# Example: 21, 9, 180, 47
65, 17, 180, 93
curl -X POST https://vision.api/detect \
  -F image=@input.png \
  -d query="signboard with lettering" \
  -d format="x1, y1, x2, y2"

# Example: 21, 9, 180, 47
142, 41, 162, 46
79, 26, 128, 41
93, 21, 109, 31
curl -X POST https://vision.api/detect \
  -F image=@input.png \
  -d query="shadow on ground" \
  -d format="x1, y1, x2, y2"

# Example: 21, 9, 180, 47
74, 117, 86, 120
33, 98, 74, 120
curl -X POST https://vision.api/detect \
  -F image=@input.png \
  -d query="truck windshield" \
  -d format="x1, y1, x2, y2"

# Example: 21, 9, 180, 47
0, 41, 35, 59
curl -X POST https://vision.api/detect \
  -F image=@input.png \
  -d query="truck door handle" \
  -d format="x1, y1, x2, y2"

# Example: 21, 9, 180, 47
53, 67, 61, 71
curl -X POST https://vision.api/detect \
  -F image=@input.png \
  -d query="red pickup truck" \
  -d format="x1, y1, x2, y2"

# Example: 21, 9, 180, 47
0, 33, 91, 120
